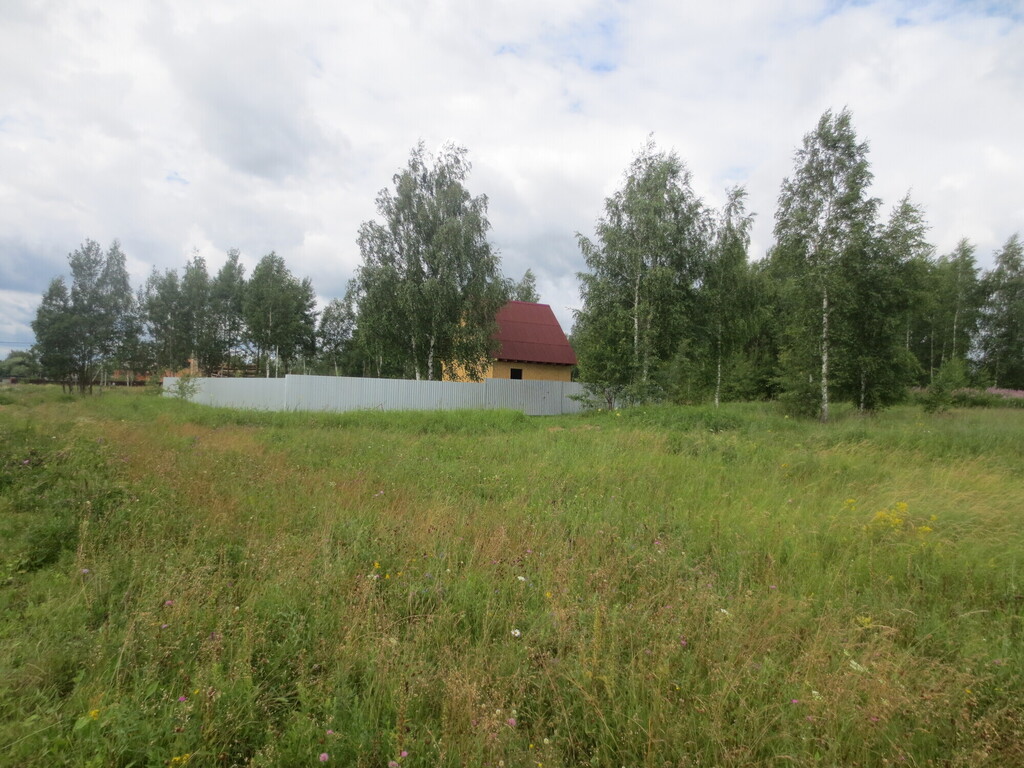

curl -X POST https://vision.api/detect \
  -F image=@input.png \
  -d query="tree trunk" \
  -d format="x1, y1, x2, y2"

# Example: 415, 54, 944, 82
714, 322, 722, 409
952, 307, 959, 360
820, 287, 830, 423
632, 273, 641, 381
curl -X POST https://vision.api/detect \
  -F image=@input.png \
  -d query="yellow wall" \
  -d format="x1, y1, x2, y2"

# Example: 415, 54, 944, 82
489, 360, 574, 382
444, 360, 574, 383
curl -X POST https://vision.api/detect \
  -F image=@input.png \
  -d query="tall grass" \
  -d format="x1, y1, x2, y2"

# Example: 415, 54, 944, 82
1, 386, 1022, 766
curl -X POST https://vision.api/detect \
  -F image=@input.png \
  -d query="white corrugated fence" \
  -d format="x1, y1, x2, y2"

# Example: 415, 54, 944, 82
163, 374, 586, 416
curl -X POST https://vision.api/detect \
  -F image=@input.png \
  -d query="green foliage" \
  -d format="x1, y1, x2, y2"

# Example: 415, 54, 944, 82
771, 109, 879, 422
316, 294, 356, 376
142, 266, 187, 372
354, 142, 508, 381
32, 240, 141, 391
508, 268, 540, 303
171, 374, 199, 401
978, 233, 1024, 389
922, 358, 967, 413
575, 139, 712, 403
244, 253, 317, 377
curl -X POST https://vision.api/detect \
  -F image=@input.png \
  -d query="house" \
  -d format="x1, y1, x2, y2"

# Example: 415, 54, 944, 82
448, 300, 577, 382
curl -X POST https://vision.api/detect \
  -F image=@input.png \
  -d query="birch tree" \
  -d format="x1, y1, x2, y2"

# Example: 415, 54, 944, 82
772, 109, 877, 421
32, 240, 141, 391
209, 249, 248, 372
705, 186, 754, 407
317, 294, 356, 376
244, 253, 317, 377
575, 140, 711, 403
354, 143, 507, 381
979, 234, 1024, 388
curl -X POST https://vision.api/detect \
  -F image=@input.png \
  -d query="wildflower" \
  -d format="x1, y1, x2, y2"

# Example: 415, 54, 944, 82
164, 600, 175, 607
517, 575, 526, 582
81, 568, 90, 575
161, 623, 169, 629
511, 628, 522, 638
388, 762, 399, 768
319, 754, 329, 763
790, 699, 800, 704
401, 751, 408, 758
326, 729, 335, 735
178, 695, 187, 702
769, 585, 777, 590
507, 718, 517, 727
89, 709, 100, 720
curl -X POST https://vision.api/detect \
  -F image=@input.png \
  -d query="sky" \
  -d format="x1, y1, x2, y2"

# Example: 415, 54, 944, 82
2, 0, 1023, 360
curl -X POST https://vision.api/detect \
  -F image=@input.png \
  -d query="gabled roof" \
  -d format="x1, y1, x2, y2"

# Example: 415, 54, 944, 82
493, 301, 577, 366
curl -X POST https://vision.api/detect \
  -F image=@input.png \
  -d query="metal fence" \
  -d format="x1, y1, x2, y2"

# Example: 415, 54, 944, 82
163, 374, 586, 416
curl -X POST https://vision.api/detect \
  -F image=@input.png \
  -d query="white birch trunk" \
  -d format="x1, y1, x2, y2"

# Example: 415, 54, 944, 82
820, 287, 830, 423
714, 322, 723, 409
633, 273, 641, 381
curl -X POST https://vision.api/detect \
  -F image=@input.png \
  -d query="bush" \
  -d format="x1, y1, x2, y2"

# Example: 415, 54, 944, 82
922, 360, 967, 414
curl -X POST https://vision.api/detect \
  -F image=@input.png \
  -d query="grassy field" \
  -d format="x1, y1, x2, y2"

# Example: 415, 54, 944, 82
1, 386, 1021, 767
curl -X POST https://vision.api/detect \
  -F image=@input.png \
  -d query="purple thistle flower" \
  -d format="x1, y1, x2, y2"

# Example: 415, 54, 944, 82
319, 754, 329, 762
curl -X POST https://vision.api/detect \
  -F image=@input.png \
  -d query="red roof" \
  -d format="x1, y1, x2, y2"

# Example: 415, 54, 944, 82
493, 301, 577, 366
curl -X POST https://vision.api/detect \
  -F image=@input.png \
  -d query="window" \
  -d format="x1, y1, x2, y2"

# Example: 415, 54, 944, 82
510, 368, 523, 380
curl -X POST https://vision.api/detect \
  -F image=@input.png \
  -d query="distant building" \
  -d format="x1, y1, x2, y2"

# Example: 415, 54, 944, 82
447, 300, 577, 382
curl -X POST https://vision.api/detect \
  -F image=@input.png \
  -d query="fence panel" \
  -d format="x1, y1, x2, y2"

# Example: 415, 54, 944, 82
165, 377, 287, 410
164, 375, 585, 415
285, 375, 486, 412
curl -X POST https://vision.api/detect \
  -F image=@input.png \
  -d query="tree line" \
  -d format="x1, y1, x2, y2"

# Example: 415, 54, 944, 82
22, 114, 1024, 414
574, 110, 1023, 419
26, 142, 538, 391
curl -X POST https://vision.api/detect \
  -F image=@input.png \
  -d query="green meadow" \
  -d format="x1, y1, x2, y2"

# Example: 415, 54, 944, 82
1, 386, 1021, 767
